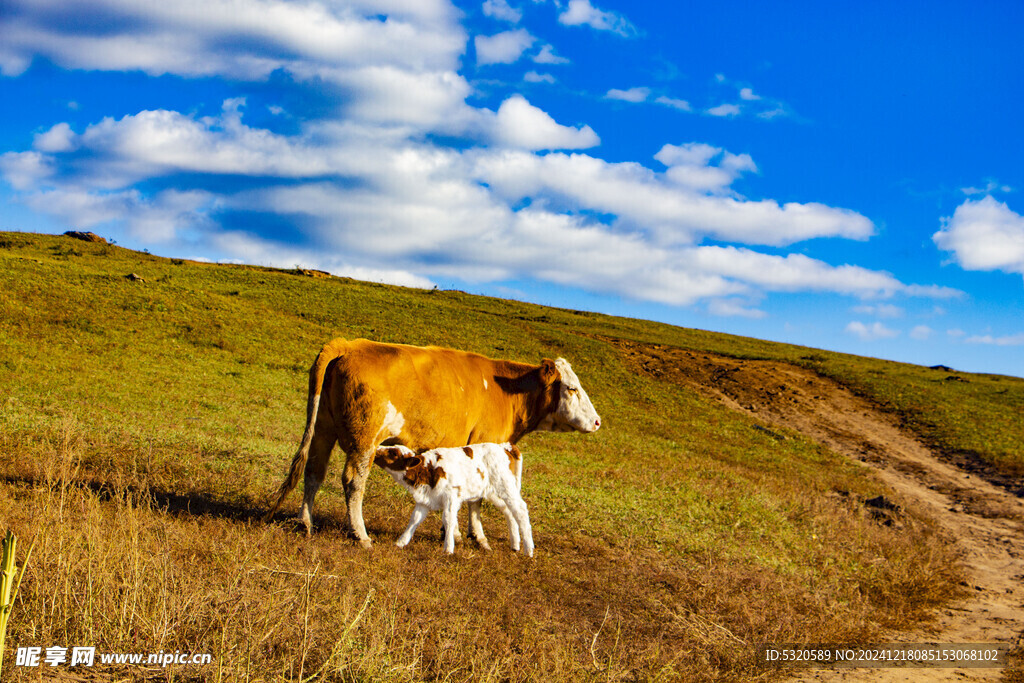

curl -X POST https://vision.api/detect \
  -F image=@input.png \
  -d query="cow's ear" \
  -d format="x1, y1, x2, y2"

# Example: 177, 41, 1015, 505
540, 358, 560, 385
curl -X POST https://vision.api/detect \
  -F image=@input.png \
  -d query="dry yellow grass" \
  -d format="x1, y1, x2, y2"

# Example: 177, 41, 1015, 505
1, 420, 963, 682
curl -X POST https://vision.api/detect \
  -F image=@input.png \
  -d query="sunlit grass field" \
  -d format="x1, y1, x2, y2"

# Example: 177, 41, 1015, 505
1, 231, 1020, 680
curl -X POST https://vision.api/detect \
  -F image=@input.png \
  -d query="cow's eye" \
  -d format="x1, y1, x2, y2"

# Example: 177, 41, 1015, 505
566, 386, 578, 394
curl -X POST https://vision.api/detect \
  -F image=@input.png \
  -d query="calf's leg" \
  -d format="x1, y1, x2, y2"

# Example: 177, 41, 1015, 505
441, 496, 461, 554
466, 500, 492, 551
489, 497, 521, 552
506, 498, 534, 557
396, 504, 429, 548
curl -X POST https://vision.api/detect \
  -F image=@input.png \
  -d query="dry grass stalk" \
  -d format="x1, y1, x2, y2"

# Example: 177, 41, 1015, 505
1, 530, 34, 679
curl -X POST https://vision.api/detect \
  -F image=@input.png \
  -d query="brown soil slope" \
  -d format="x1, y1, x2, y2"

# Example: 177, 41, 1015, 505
611, 339, 1024, 682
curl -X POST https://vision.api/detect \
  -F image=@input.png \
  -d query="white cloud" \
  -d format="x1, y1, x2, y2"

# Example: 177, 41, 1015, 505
523, 71, 556, 84
336, 265, 436, 289
86, 102, 322, 175
655, 143, 757, 194
23, 187, 215, 242
961, 180, 1012, 196
708, 298, 767, 319
33, 122, 76, 152
474, 148, 874, 246
256, 173, 935, 303
947, 328, 965, 339
706, 103, 741, 117
0, 47, 31, 77
490, 95, 599, 150
533, 44, 569, 65
965, 332, 1024, 346
330, 65, 476, 131
757, 107, 788, 120
607, 90, 693, 111
482, 0, 522, 23
934, 196, 1024, 276
846, 321, 899, 341
1, 0, 464, 79
654, 96, 691, 112
852, 303, 904, 318
687, 247, 906, 298
238, 179, 744, 305
653, 143, 721, 168
0, 151, 54, 190
475, 29, 534, 65
492, 211, 745, 305
25, 188, 139, 230
606, 87, 649, 103
558, 0, 636, 36
12, 1, 471, 136
903, 283, 962, 299
29, 101, 342, 189
2, 0, 473, 137
212, 230, 436, 288
6, 97, 601, 191
711, 75, 793, 120
257, 182, 497, 256
910, 325, 932, 340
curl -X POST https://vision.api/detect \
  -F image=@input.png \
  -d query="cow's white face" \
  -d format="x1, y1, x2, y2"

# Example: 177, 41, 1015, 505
541, 358, 601, 433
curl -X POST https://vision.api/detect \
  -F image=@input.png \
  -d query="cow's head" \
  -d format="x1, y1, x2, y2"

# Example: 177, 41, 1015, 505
536, 358, 601, 434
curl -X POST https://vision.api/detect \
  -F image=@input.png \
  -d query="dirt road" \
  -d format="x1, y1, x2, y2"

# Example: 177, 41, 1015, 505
611, 339, 1024, 682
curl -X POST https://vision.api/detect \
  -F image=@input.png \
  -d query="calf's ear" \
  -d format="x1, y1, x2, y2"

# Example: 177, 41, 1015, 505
540, 358, 560, 385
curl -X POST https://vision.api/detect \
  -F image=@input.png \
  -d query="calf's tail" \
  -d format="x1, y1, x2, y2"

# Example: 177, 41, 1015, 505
264, 339, 347, 521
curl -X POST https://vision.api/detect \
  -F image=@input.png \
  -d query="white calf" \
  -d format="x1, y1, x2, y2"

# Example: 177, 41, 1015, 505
374, 442, 534, 556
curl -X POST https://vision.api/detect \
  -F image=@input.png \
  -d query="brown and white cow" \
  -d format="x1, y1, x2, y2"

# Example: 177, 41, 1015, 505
265, 338, 601, 547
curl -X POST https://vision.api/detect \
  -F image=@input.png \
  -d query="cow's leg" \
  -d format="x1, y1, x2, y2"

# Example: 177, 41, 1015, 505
298, 429, 337, 536
466, 500, 492, 551
396, 504, 429, 548
341, 447, 374, 548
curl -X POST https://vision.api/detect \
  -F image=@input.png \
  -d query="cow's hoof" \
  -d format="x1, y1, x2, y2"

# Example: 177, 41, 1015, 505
357, 538, 373, 550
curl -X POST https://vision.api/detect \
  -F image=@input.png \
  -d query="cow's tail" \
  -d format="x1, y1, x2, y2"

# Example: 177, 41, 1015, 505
264, 339, 347, 522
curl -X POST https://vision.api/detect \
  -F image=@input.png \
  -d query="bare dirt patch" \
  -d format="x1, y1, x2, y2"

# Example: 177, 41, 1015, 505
610, 339, 1024, 682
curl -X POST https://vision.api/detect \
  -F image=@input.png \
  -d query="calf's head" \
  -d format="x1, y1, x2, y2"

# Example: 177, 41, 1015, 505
536, 358, 601, 434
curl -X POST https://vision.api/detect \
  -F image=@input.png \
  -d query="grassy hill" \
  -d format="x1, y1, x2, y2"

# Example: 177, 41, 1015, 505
1, 231, 1021, 681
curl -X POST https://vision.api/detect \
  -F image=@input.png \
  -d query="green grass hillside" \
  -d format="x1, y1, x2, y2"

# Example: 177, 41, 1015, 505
1, 231, 1020, 681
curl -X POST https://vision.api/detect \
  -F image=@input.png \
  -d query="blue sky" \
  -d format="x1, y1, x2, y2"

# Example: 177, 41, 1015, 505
2, 0, 1023, 376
